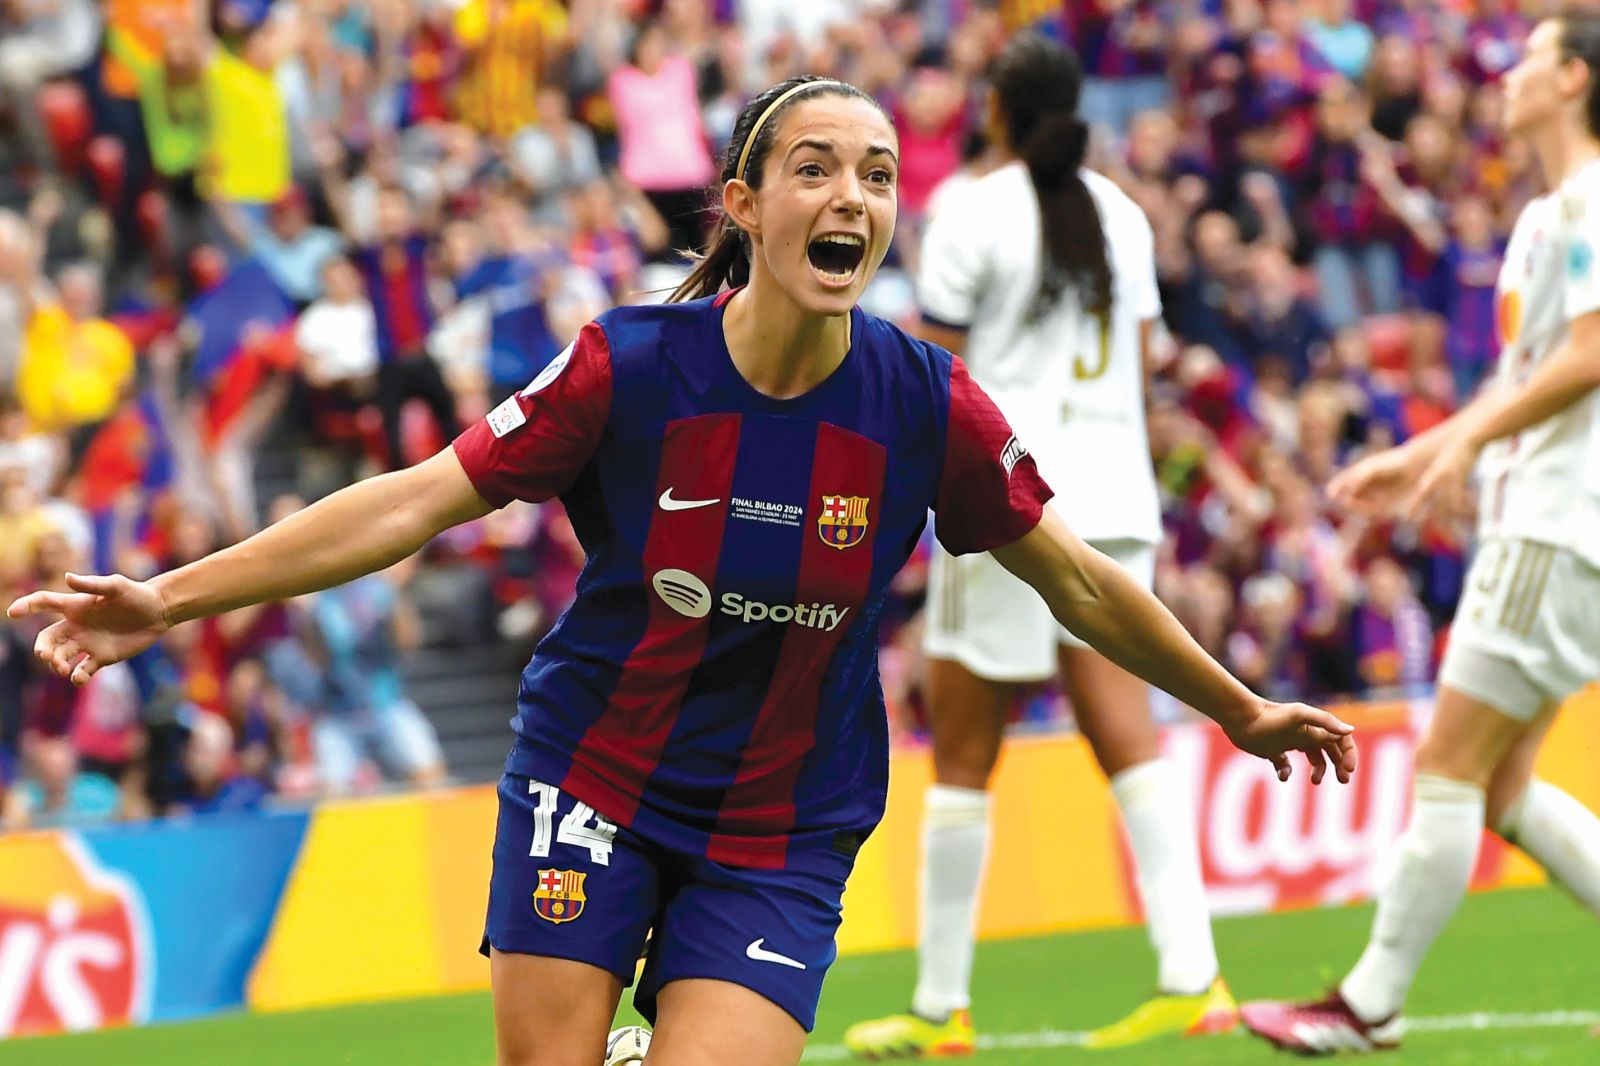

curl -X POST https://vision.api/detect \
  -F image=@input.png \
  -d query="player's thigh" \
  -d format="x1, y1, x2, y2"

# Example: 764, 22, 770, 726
1056, 540, 1161, 777
1415, 684, 1535, 788
1058, 645, 1160, 778
646, 979, 808, 1066
484, 773, 657, 1064
635, 852, 849, 1048
490, 951, 623, 1066
925, 656, 1018, 789
923, 546, 1049, 788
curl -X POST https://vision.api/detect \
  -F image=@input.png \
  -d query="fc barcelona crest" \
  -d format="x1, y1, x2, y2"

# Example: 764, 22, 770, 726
818, 495, 869, 550
533, 868, 587, 924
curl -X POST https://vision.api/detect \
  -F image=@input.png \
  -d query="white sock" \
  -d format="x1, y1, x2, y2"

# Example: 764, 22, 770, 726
1342, 774, 1485, 1022
1497, 780, 1600, 918
912, 784, 990, 1019
1110, 759, 1219, 996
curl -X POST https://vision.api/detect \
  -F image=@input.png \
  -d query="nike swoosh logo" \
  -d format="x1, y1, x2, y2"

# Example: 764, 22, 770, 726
745, 938, 806, 970
659, 488, 721, 511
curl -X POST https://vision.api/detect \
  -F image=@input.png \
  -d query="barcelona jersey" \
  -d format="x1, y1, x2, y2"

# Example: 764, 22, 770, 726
452, 293, 1052, 874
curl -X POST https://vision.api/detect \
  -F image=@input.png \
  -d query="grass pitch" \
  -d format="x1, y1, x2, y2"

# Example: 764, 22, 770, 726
6, 885, 1598, 1064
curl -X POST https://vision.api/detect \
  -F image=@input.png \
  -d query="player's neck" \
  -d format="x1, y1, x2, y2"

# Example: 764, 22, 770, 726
1530, 118, 1600, 189
722, 281, 851, 400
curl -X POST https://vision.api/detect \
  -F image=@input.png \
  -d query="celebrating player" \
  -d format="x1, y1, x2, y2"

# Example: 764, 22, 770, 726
1242, 12, 1600, 1055
10, 76, 1355, 1066
844, 35, 1235, 1059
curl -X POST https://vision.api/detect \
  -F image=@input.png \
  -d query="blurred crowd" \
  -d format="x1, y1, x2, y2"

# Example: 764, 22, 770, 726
0, 0, 1548, 828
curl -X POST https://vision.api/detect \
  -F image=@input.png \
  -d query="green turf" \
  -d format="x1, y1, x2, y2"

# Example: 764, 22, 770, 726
6, 886, 1599, 1064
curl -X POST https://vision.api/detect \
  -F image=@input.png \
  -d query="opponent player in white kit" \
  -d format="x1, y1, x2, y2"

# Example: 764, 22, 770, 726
1243, 12, 1600, 1054
845, 35, 1236, 1057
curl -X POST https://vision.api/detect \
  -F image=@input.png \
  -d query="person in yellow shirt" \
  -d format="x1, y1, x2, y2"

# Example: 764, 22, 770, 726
204, 15, 294, 233
454, 0, 569, 138
16, 265, 136, 438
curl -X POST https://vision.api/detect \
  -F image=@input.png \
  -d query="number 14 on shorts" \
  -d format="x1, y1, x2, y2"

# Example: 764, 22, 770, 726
526, 780, 619, 865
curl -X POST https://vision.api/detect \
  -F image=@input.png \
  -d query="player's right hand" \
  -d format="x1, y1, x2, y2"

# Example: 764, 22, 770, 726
7, 573, 171, 687
1326, 443, 1425, 517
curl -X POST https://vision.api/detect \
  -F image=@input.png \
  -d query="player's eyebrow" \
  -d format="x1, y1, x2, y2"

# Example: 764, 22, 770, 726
786, 138, 901, 164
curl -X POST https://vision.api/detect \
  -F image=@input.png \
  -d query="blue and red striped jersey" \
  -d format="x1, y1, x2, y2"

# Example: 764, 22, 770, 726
452, 293, 1052, 872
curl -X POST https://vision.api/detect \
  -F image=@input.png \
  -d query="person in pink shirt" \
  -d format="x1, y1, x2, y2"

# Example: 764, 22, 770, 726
606, 19, 716, 260
892, 66, 967, 228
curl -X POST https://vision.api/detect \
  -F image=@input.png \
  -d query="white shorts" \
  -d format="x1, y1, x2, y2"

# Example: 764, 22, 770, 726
924, 538, 1157, 683
1438, 538, 1600, 721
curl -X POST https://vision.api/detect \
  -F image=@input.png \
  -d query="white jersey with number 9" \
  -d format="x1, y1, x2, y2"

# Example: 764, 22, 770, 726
917, 163, 1161, 544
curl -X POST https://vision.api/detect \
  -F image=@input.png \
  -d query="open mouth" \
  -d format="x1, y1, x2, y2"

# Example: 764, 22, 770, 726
806, 233, 866, 285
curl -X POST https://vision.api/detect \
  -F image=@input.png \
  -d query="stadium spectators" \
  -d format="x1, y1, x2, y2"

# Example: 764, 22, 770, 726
299, 566, 447, 795
1, 733, 119, 830
0, 0, 1549, 827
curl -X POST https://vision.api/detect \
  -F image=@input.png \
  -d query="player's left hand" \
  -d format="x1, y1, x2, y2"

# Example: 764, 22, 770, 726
1400, 435, 1478, 525
1225, 701, 1358, 785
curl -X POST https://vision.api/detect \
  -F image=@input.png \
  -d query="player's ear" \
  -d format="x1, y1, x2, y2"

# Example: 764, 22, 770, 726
723, 179, 761, 242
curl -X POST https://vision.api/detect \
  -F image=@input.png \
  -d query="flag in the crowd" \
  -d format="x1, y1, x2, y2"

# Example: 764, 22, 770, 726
185, 259, 300, 444
186, 259, 296, 387
456, 251, 568, 389
79, 391, 175, 572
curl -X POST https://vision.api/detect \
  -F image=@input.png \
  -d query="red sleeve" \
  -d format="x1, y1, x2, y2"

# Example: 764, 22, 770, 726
450, 320, 612, 508
933, 356, 1054, 556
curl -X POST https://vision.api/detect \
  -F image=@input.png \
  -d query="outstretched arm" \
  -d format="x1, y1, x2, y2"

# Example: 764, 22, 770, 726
1330, 311, 1600, 519
992, 510, 1357, 784
9, 448, 494, 684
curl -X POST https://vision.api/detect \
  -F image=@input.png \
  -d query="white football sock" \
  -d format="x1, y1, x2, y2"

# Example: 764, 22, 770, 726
1497, 781, 1600, 918
1110, 759, 1219, 996
1342, 774, 1485, 1022
912, 784, 990, 1019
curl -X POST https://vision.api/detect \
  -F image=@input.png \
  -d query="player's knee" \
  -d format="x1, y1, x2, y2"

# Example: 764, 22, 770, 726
1486, 765, 1536, 834
1413, 733, 1495, 788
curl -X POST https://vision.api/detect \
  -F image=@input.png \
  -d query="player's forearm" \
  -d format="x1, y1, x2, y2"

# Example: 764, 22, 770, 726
1455, 339, 1600, 451
994, 515, 1257, 730
1060, 550, 1258, 728
154, 452, 487, 625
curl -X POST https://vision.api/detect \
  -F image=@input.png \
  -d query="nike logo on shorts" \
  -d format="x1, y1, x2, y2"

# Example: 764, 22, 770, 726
745, 938, 806, 970
658, 488, 721, 511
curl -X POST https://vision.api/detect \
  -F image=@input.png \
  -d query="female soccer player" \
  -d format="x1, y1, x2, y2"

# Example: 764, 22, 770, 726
11, 76, 1355, 1066
1243, 12, 1600, 1055
845, 35, 1233, 1059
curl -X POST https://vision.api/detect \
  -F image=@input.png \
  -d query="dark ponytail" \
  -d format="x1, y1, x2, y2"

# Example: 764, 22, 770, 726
1558, 9, 1600, 140
669, 75, 885, 303
990, 33, 1111, 322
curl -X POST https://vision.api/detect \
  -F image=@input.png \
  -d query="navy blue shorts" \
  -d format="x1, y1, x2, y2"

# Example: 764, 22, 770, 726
481, 773, 852, 1031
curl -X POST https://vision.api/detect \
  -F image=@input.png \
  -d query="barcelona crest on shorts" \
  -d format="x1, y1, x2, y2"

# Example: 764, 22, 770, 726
818, 495, 870, 550
533, 868, 587, 924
